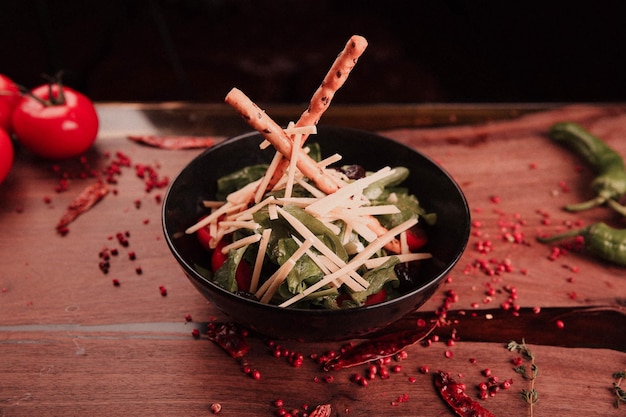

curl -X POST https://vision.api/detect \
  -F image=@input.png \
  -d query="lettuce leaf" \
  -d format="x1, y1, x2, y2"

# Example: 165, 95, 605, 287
216, 164, 268, 200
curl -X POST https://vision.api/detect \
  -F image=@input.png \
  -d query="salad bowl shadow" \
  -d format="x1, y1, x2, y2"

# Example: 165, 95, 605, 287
162, 126, 470, 342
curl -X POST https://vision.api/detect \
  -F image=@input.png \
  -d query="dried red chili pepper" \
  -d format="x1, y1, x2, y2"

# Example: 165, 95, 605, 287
56, 180, 109, 233
308, 404, 332, 417
128, 135, 216, 150
206, 322, 250, 358
323, 321, 437, 371
434, 371, 496, 417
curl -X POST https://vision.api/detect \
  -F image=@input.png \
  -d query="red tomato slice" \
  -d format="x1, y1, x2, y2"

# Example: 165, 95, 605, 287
210, 238, 253, 292
235, 261, 253, 293
406, 226, 428, 251
365, 289, 387, 305
211, 239, 229, 272
197, 225, 213, 252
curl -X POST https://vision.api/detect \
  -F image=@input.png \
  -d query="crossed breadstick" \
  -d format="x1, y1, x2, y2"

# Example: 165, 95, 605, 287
267, 35, 368, 189
224, 35, 402, 254
225, 88, 339, 195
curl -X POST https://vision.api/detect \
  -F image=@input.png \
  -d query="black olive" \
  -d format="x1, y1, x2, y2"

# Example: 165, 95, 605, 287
340, 164, 366, 180
394, 262, 421, 292
235, 291, 259, 301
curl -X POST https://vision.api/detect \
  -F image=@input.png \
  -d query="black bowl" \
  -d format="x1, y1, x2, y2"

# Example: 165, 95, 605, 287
162, 126, 470, 341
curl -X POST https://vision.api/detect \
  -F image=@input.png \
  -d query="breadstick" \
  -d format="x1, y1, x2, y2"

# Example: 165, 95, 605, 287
267, 35, 368, 190
297, 35, 368, 128
224, 88, 338, 195
365, 215, 402, 254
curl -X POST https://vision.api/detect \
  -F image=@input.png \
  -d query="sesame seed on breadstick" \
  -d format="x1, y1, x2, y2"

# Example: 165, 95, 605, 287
224, 88, 338, 195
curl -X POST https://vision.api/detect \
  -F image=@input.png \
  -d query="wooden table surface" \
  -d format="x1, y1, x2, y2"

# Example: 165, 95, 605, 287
1, 102, 625, 417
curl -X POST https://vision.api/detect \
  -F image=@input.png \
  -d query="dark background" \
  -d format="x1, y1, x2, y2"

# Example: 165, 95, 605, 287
2, 1, 625, 104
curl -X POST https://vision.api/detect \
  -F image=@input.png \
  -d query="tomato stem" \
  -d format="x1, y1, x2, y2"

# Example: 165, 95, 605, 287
19, 71, 69, 107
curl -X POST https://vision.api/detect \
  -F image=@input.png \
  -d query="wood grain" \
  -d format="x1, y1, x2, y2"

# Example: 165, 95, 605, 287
1, 103, 625, 417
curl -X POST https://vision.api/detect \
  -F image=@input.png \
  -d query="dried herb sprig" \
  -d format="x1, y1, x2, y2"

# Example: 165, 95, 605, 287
507, 339, 538, 417
613, 370, 626, 408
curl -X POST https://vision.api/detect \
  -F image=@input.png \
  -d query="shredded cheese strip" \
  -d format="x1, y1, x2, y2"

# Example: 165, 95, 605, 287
285, 125, 317, 135
220, 233, 262, 254
400, 230, 409, 254
254, 150, 283, 203
279, 218, 417, 307
268, 203, 279, 220
292, 236, 330, 274
202, 200, 225, 208
250, 228, 272, 293
209, 221, 218, 247
346, 205, 401, 216
291, 236, 343, 288
295, 177, 326, 198
317, 153, 343, 168
333, 212, 378, 242
305, 167, 395, 217
341, 223, 353, 245
364, 252, 433, 269
257, 239, 313, 303
219, 220, 260, 230
316, 256, 343, 287
260, 125, 318, 148
228, 178, 263, 205
276, 197, 318, 207
319, 220, 342, 236
275, 206, 368, 291
185, 202, 246, 234
284, 132, 302, 199
292, 236, 342, 288
232, 196, 276, 221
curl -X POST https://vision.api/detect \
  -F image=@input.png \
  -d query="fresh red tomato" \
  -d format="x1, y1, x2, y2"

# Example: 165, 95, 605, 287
0, 128, 14, 184
234, 261, 253, 292
211, 239, 229, 271
211, 238, 253, 292
197, 225, 213, 252
365, 289, 387, 305
336, 288, 387, 307
12, 83, 98, 159
406, 226, 428, 251
0, 74, 20, 133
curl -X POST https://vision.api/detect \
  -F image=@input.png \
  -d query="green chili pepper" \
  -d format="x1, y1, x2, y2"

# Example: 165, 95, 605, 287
537, 222, 626, 266
549, 122, 626, 216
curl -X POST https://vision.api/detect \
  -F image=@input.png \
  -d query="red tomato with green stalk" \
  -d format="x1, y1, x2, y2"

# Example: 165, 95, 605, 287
0, 127, 14, 184
0, 74, 21, 133
12, 79, 98, 159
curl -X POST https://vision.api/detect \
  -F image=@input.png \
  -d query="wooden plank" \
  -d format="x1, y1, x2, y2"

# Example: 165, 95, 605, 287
1, 331, 623, 416
1, 103, 626, 416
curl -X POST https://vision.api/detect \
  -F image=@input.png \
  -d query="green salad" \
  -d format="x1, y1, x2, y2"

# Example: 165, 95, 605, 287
187, 142, 435, 309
